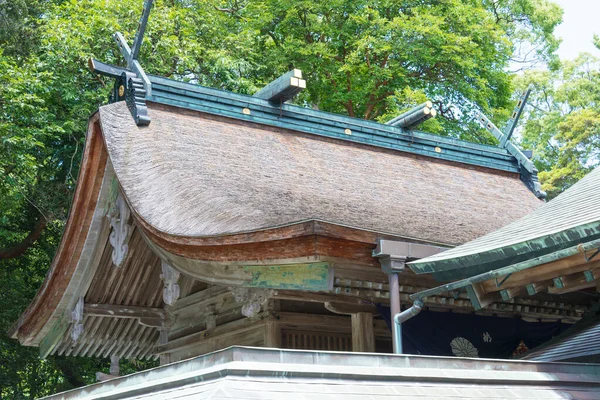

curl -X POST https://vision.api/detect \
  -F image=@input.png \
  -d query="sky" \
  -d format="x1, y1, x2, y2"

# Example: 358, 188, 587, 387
553, 0, 600, 60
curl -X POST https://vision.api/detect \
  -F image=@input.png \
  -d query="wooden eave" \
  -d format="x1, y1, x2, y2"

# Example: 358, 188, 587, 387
10, 115, 109, 345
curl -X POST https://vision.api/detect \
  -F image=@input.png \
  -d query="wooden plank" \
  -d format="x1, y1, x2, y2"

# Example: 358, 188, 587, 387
243, 262, 332, 290
39, 308, 71, 359
351, 312, 375, 352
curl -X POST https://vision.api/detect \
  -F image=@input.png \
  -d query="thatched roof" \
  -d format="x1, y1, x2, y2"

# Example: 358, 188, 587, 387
101, 101, 541, 246
410, 166, 600, 276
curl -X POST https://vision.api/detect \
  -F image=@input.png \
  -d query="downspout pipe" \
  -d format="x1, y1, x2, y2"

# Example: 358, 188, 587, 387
388, 273, 401, 353
393, 300, 423, 354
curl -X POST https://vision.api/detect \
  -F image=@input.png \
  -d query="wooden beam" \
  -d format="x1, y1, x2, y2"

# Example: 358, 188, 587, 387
167, 286, 230, 315
155, 315, 266, 354
351, 312, 375, 353
549, 281, 596, 295
481, 256, 600, 293
84, 303, 164, 319
548, 270, 600, 295
273, 290, 366, 305
465, 282, 499, 310
254, 69, 305, 103
525, 281, 550, 296
244, 262, 332, 291
499, 287, 527, 301
83, 303, 164, 327
325, 302, 379, 315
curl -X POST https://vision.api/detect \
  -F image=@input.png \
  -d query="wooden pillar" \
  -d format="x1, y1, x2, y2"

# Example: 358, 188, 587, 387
351, 312, 375, 353
264, 321, 282, 348
159, 328, 171, 365
264, 299, 281, 348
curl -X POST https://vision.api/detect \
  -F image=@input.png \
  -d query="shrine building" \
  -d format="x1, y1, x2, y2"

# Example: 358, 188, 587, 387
9, 1, 600, 398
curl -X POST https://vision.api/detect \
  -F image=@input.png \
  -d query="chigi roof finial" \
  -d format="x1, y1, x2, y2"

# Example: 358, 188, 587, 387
474, 87, 546, 199
88, 0, 153, 125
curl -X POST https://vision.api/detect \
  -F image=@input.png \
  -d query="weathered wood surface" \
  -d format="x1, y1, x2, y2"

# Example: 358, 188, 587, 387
351, 312, 375, 352
244, 262, 332, 290
11, 117, 109, 348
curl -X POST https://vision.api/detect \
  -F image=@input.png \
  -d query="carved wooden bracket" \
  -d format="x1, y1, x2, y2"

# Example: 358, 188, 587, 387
161, 261, 180, 305
70, 297, 84, 342
229, 287, 275, 317
107, 191, 131, 267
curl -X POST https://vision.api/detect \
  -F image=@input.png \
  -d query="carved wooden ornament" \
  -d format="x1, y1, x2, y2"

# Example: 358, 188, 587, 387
70, 297, 84, 342
161, 261, 180, 305
107, 191, 131, 267
230, 287, 274, 317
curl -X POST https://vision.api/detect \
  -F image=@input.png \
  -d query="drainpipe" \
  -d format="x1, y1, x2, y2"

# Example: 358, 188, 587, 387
373, 239, 446, 353
393, 300, 423, 354
388, 272, 401, 353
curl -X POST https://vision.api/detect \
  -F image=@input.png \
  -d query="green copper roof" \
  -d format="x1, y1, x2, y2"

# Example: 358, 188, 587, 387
409, 166, 600, 280
147, 75, 522, 173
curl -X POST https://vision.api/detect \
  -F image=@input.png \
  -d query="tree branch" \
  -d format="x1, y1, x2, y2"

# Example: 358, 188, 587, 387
0, 215, 47, 259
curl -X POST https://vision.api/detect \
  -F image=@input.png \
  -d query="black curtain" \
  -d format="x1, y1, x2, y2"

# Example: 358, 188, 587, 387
377, 305, 568, 358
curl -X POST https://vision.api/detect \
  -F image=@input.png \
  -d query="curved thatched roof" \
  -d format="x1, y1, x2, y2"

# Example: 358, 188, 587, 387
100, 101, 541, 246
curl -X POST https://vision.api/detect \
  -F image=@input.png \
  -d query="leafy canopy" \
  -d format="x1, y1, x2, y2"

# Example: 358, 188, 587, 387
515, 52, 600, 198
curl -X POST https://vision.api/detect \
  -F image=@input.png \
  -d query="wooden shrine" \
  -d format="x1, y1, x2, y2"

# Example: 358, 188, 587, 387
9, 0, 599, 367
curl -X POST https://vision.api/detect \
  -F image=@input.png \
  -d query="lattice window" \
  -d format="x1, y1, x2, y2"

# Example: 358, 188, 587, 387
281, 330, 352, 351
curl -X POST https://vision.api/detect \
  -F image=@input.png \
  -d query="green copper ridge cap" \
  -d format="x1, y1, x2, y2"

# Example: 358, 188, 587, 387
147, 75, 523, 174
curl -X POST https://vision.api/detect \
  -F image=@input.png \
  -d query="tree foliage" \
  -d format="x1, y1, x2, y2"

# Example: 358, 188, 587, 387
515, 52, 600, 198
0, 0, 564, 397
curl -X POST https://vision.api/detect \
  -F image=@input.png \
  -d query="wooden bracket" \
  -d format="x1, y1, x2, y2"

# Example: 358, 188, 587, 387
254, 69, 305, 103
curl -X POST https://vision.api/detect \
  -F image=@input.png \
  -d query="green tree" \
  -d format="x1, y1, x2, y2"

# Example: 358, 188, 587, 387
515, 52, 600, 198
